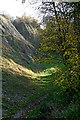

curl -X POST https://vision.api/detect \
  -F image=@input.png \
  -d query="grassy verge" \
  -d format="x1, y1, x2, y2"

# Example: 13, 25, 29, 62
27, 77, 80, 119
26, 65, 80, 119
2, 54, 80, 119
2, 69, 49, 118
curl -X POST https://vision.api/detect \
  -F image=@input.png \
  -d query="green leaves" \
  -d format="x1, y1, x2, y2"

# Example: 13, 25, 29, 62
34, 17, 79, 95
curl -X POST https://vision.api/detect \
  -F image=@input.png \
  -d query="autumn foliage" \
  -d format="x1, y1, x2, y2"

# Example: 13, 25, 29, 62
34, 17, 80, 95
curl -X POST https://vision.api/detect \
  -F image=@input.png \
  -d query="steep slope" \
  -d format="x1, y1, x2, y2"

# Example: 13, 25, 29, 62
0, 15, 44, 118
13, 16, 41, 48
0, 15, 37, 71
1, 15, 58, 119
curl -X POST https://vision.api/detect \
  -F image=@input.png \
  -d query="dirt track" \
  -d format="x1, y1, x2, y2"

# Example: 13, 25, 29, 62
11, 94, 48, 119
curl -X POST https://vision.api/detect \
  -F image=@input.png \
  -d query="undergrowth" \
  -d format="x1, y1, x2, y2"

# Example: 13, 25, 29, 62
2, 54, 80, 119
26, 66, 80, 119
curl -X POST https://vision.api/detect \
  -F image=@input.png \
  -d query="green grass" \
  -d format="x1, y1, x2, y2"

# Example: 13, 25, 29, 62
2, 68, 50, 118
2, 45, 80, 119
27, 77, 80, 119
2, 53, 60, 118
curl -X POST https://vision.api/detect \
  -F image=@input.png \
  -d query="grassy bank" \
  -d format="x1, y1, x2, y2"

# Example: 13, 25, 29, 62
27, 72, 80, 119
2, 69, 48, 118
2, 55, 80, 119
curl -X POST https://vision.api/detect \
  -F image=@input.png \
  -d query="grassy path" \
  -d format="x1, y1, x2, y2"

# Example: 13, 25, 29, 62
11, 94, 48, 119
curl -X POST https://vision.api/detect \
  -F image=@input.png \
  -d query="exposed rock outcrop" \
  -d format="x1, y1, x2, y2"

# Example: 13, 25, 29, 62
13, 16, 41, 47
0, 15, 35, 68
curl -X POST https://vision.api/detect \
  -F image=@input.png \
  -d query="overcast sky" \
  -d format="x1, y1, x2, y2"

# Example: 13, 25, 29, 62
0, 0, 43, 22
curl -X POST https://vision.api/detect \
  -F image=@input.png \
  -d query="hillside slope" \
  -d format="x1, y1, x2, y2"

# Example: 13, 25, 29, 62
0, 15, 45, 118
0, 15, 39, 70
13, 16, 41, 48
1, 15, 53, 119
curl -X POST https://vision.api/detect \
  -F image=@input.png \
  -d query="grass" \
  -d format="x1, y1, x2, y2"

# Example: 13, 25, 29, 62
2, 53, 80, 119
2, 52, 61, 118
2, 40, 80, 119
2, 69, 48, 118
2, 60, 80, 119
27, 77, 80, 119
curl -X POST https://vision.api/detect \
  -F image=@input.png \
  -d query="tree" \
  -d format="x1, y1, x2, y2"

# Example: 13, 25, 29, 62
34, 1, 80, 95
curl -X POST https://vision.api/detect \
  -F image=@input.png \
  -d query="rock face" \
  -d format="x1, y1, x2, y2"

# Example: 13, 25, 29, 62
0, 15, 36, 68
1, 15, 42, 119
13, 16, 41, 47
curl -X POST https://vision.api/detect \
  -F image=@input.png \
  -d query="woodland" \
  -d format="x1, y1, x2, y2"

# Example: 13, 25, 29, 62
1, 1, 80, 119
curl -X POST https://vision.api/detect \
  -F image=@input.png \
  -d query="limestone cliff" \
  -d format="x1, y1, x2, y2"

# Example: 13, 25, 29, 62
13, 16, 41, 47
0, 15, 36, 69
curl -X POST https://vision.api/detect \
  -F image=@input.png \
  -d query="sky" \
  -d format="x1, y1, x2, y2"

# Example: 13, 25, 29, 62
0, 0, 78, 19
0, 0, 43, 22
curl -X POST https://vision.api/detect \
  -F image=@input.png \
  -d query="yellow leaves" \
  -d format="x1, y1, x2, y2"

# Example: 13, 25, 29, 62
59, 1, 62, 3
63, 51, 67, 56
36, 19, 79, 92
48, 53, 50, 56
75, 54, 78, 58
71, 71, 73, 73
68, 24, 71, 28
